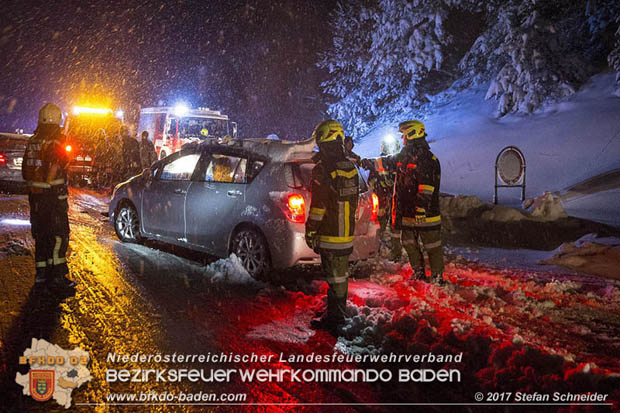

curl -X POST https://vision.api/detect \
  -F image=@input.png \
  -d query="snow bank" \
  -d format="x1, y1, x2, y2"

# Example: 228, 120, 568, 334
205, 254, 259, 285
524, 191, 568, 221
541, 234, 620, 280
440, 195, 484, 218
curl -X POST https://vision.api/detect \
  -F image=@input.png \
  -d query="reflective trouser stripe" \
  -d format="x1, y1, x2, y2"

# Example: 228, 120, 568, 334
50, 178, 65, 186
319, 241, 354, 250
53, 236, 62, 265
326, 275, 348, 284
30, 181, 51, 188
57, 195, 68, 200
401, 239, 416, 245
424, 240, 442, 249
319, 235, 354, 243
36, 261, 47, 268
309, 214, 324, 221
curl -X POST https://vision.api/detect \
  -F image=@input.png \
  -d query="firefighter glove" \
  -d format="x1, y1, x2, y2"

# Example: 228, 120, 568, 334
305, 230, 318, 252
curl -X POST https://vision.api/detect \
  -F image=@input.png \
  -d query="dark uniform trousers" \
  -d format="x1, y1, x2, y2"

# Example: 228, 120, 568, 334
401, 228, 444, 276
30, 192, 69, 279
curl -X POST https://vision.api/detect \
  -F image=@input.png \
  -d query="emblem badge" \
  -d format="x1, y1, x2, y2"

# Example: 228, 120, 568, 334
30, 370, 55, 402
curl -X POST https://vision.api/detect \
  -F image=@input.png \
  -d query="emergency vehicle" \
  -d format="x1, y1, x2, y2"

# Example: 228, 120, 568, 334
137, 105, 237, 159
63, 106, 123, 185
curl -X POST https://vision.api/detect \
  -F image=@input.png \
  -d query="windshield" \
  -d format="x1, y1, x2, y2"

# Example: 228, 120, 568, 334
178, 117, 229, 140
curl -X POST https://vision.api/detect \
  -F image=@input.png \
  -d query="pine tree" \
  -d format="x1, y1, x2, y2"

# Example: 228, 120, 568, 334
319, 0, 620, 136
484, 0, 590, 115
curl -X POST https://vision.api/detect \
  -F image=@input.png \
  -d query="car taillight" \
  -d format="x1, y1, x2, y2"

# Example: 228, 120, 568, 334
0, 153, 5, 164
285, 194, 306, 223
371, 192, 379, 222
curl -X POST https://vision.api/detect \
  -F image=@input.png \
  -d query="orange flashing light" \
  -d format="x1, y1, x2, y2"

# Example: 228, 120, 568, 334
72, 106, 113, 116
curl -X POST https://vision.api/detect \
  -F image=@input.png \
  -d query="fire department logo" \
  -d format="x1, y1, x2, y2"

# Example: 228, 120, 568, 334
29, 370, 55, 402
15, 338, 92, 408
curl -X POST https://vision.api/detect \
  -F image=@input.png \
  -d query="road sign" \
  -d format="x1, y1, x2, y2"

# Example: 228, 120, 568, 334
494, 146, 526, 204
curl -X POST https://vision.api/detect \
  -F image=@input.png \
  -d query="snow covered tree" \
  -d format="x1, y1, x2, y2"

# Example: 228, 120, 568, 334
588, 0, 620, 93
320, 0, 620, 136
484, 0, 590, 115
318, 0, 377, 136
320, 0, 485, 137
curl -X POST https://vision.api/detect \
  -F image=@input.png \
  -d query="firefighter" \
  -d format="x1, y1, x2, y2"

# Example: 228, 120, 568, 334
139, 131, 157, 170
343, 135, 361, 166
306, 120, 359, 334
366, 135, 403, 261
120, 126, 141, 179
22, 103, 75, 294
363, 120, 444, 284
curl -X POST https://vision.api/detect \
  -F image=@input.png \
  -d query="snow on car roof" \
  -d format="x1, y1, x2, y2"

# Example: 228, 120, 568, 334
238, 137, 316, 162
0, 133, 30, 139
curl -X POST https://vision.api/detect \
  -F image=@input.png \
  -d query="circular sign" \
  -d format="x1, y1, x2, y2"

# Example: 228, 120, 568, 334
497, 147, 524, 185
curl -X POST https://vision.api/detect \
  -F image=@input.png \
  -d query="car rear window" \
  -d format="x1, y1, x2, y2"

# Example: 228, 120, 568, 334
287, 162, 368, 192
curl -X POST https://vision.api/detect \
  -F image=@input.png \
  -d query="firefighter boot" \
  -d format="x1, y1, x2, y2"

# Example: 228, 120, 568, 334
33, 268, 49, 293
311, 291, 345, 335
312, 255, 349, 335
422, 230, 445, 285
390, 231, 403, 262
410, 267, 426, 282
49, 274, 76, 297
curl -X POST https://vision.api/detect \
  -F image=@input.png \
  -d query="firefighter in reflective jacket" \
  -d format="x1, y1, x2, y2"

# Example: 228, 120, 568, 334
364, 120, 444, 284
22, 103, 76, 295
306, 120, 359, 333
367, 135, 403, 261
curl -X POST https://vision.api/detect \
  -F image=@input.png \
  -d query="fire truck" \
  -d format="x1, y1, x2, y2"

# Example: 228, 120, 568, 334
137, 105, 237, 159
63, 106, 124, 186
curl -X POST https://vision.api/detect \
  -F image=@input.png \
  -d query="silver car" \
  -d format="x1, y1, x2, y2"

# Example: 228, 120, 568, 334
109, 139, 380, 278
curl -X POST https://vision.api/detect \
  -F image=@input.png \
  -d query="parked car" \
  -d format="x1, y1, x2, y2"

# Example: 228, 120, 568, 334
109, 138, 380, 278
0, 133, 29, 193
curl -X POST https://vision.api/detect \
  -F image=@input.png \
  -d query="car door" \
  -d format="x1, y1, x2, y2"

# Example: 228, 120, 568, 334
185, 149, 248, 256
141, 150, 201, 241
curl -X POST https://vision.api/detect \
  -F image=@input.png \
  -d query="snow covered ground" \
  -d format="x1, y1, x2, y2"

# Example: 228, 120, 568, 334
1, 190, 619, 408
356, 73, 620, 226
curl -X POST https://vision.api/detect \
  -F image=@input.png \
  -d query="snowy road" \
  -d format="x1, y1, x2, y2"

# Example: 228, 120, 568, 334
1, 189, 619, 411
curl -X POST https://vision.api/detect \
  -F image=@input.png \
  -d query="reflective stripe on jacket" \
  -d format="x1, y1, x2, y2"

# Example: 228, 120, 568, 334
374, 140, 441, 231
306, 155, 359, 255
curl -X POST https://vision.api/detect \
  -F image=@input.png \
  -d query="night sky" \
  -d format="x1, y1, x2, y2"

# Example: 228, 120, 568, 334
0, 0, 337, 139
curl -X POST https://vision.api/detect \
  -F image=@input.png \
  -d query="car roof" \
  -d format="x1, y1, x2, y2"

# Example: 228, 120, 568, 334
192, 137, 317, 163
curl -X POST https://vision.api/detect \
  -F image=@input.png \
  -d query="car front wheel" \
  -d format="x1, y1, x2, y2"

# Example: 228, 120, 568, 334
231, 229, 271, 279
114, 202, 143, 243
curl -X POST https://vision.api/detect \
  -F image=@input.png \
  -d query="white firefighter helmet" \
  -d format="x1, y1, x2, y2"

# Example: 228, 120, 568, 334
38, 103, 63, 125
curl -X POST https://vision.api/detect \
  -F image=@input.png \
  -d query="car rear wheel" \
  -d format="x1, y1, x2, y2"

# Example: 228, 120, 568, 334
231, 229, 271, 279
114, 202, 143, 243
